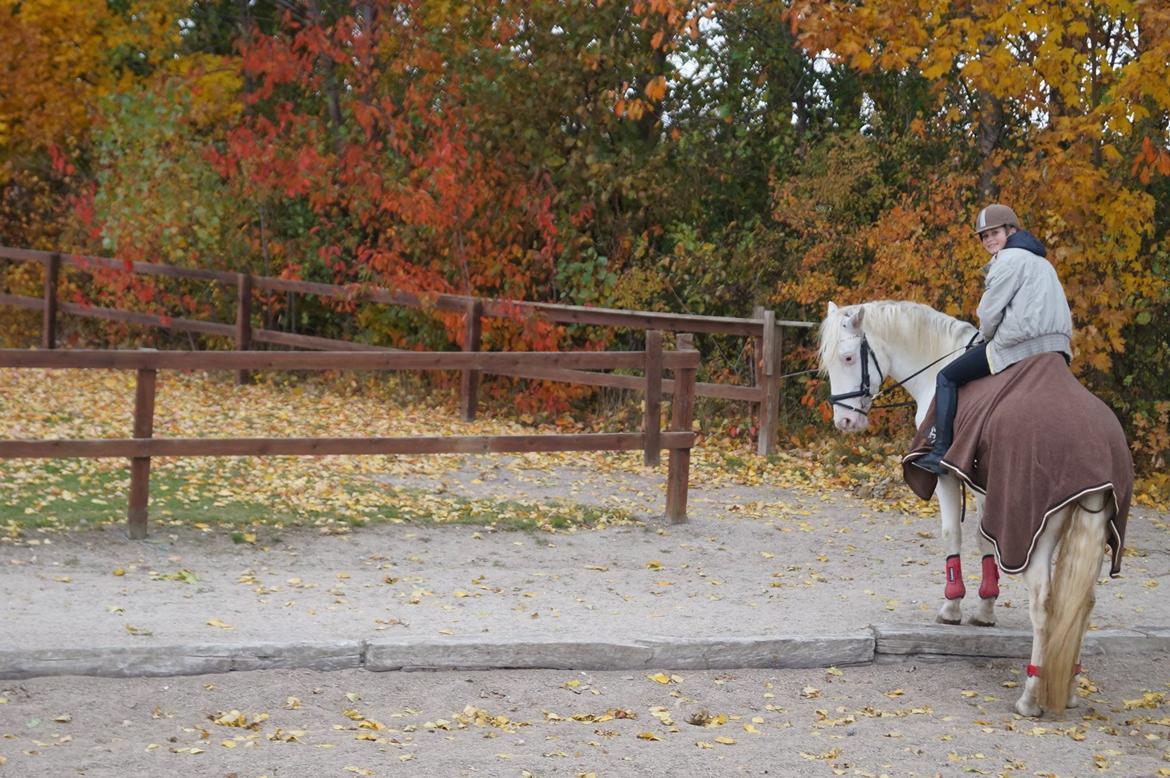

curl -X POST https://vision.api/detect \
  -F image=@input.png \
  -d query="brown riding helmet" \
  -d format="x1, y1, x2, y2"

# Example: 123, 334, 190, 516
973, 204, 1020, 234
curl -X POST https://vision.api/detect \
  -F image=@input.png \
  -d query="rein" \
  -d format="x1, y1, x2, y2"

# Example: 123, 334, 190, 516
830, 332, 982, 416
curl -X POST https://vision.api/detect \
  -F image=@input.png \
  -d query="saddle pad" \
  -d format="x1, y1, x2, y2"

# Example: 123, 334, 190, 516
903, 352, 1132, 575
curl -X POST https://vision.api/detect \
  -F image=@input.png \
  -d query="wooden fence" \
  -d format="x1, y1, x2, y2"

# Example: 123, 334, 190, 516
0, 343, 699, 538
0, 247, 815, 453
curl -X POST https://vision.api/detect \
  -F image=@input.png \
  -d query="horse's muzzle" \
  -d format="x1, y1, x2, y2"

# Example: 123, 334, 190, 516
835, 413, 868, 432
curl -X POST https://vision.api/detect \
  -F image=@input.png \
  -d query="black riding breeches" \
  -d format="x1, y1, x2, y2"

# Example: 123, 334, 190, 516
937, 342, 991, 391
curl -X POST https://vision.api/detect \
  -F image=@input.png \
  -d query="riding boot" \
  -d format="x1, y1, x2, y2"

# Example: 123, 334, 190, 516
911, 381, 957, 474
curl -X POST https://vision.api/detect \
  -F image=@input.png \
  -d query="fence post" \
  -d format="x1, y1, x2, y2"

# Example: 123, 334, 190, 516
757, 309, 781, 456
235, 273, 253, 385
643, 330, 663, 467
666, 333, 696, 523
460, 298, 483, 421
128, 364, 157, 539
42, 252, 60, 349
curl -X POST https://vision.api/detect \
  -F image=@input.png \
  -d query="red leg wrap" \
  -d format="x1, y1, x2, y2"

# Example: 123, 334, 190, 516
978, 554, 1000, 600
945, 555, 965, 600
1026, 663, 1083, 679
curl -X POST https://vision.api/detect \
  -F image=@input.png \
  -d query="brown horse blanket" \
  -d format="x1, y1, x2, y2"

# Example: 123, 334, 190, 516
903, 352, 1131, 575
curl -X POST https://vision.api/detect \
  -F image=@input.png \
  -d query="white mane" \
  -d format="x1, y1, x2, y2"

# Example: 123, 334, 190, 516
819, 300, 977, 372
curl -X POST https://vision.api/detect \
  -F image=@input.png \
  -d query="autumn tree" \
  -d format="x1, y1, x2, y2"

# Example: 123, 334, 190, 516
782, 0, 1170, 462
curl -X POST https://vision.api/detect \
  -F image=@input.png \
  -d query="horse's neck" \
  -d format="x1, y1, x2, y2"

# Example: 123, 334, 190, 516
868, 327, 972, 427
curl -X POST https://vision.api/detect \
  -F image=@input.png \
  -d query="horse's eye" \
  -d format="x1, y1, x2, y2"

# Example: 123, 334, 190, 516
843, 355, 854, 364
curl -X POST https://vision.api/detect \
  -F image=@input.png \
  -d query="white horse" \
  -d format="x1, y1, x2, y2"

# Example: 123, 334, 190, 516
818, 300, 1123, 717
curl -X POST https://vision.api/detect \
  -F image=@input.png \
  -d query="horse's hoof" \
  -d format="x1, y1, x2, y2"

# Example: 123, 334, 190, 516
935, 615, 961, 625
1015, 698, 1042, 717
967, 617, 996, 627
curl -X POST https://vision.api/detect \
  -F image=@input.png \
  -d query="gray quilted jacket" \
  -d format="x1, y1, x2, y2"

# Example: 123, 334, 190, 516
976, 231, 1073, 373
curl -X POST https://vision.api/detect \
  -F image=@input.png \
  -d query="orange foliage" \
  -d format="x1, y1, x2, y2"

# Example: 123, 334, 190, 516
784, 0, 1170, 380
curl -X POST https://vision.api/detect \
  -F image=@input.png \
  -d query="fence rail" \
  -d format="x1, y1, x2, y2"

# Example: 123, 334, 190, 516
0, 246, 815, 452
0, 343, 699, 538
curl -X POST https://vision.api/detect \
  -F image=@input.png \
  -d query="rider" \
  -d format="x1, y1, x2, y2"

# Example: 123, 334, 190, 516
911, 204, 1074, 474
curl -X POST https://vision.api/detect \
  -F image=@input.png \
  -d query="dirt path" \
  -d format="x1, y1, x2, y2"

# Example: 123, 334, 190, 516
3, 463, 1168, 776
3, 657, 1169, 777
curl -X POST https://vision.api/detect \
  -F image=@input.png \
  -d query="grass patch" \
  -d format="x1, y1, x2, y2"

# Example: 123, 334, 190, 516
1, 459, 635, 538
363, 490, 634, 533
0, 462, 278, 532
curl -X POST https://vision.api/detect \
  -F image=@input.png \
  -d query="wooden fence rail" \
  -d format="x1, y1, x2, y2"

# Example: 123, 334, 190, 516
0, 343, 699, 539
0, 246, 815, 453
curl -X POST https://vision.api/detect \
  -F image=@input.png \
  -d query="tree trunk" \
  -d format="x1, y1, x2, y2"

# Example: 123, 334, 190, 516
976, 90, 1003, 201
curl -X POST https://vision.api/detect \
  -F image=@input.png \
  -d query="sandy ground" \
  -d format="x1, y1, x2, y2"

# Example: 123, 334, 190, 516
2, 659, 1168, 777
2, 461, 1168, 776
3, 464, 1166, 650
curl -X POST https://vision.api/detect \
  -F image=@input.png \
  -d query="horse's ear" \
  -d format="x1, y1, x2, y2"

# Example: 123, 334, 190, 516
827, 301, 838, 316
840, 305, 863, 334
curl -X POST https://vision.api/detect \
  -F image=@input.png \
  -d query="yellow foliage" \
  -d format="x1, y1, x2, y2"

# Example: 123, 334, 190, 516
784, 0, 1170, 379
0, 0, 187, 154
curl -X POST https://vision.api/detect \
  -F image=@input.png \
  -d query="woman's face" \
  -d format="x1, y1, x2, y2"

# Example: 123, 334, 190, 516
979, 226, 1010, 254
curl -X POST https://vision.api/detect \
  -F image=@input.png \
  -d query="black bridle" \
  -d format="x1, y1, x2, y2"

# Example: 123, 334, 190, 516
828, 335, 885, 415
828, 332, 982, 416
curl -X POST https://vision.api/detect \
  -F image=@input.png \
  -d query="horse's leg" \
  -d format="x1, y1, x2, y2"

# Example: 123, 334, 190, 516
1016, 507, 1068, 717
935, 474, 964, 625
969, 494, 998, 627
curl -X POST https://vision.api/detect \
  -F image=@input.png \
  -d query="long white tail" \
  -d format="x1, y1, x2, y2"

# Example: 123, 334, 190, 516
1041, 497, 1109, 713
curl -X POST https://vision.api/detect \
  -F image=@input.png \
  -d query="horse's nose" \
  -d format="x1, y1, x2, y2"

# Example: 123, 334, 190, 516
835, 416, 854, 431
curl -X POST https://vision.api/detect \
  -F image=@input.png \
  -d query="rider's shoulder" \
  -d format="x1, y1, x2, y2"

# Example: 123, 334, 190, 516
993, 246, 1042, 265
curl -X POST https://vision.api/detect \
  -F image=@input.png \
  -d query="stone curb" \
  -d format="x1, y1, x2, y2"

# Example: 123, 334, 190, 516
1, 626, 1166, 680
364, 633, 876, 672
0, 641, 363, 680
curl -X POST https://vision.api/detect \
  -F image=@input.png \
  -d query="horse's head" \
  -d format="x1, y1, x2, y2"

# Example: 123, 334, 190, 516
818, 302, 882, 432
